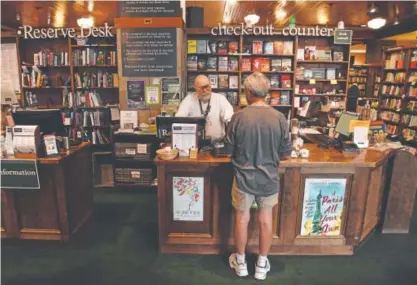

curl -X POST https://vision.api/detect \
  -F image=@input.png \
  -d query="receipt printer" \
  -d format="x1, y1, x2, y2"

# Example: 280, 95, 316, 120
12, 125, 41, 156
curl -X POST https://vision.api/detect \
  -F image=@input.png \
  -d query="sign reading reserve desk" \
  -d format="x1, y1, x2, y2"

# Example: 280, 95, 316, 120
119, 1, 181, 17
1, 159, 40, 189
121, 28, 177, 77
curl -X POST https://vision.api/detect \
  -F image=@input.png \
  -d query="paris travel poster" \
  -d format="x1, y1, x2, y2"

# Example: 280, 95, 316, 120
300, 178, 347, 236
173, 177, 204, 221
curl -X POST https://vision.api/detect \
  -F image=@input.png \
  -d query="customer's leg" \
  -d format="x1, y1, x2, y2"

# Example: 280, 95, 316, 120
257, 207, 273, 256
235, 209, 250, 255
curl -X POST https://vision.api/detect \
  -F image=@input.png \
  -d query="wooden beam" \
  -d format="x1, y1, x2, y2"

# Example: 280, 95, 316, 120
1, 25, 16, 32
1, 31, 17, 38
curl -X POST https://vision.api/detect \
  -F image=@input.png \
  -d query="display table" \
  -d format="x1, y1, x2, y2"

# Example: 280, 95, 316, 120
156, 144, 394, 255
1, 143, 93, 241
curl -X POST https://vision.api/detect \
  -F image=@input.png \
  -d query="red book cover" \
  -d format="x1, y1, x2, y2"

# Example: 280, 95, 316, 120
252, 58, 262, 72
242, 58, 252, 72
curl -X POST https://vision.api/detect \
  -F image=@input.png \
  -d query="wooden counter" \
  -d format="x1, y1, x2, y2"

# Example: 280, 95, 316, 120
156, 144, 395, 255
1, 143, 93, 241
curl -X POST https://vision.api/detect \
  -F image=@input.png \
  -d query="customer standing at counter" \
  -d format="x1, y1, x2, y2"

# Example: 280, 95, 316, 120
175, 75, 234, 141
226, 72, 292, 280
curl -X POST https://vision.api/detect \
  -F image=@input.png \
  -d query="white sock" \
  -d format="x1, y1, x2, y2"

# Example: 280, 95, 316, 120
257, 255, 267, 267
236, 253, 245, 264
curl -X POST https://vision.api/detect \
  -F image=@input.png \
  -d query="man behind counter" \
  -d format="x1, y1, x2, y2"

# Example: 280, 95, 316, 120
175, 75, 234, 141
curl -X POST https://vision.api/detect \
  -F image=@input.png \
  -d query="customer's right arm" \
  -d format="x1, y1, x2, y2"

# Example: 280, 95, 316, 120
279, 114, 293, 158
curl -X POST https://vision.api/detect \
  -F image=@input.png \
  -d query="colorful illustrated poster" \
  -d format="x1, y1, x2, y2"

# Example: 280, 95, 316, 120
173, 177, 204, 221
300, 178, 347, 236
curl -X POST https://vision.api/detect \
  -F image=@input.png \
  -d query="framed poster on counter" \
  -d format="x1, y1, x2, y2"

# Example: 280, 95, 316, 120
173, 176, 204, 221
121, 28, 177, 77
127, 80, 146, 109
300, 178, 347, 236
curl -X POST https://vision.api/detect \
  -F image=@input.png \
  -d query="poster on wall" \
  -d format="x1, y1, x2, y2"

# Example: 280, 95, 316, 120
173, 177, 204, 221
119, 1, 181, 17
121, 28, 177, 77
161, 77, 180, 105
300, 178, 347, 236
145, 85, 161, 105
127, 80, 146, 109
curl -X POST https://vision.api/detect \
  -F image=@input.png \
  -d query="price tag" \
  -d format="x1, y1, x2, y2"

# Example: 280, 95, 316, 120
125, 148, 136, 155
330, 80, 338, 85
131, 171, 141, 179
309, 79, 316, 84
137, 144, 148, 154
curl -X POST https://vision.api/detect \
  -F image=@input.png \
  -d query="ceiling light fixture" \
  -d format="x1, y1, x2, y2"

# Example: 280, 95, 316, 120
77, 17, 94, 29
275, 8, 287, 21
368, 16, 386, 29
227, 0, 238, 4
369, 3, 377, 14
88, 1, 94, 12
244, 13, 260, 26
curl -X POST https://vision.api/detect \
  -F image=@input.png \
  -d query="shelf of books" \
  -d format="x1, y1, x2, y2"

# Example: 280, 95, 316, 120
187, 36, 240, 108
349, 65, 368, 97
17, 35, 119, 146
295, 37, 350, 113
377, 45, 417, 146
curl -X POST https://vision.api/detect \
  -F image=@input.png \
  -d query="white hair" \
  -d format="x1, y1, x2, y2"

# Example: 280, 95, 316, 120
244, 72, 270, 98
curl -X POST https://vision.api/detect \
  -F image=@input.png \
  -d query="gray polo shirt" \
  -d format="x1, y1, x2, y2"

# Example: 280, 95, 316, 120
225, 105, 292, 196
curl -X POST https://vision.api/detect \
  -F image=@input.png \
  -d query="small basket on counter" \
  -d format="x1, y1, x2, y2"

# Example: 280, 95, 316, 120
156, 148, 179, 161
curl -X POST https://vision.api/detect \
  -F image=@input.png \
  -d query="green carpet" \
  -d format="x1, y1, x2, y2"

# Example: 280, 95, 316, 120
2, 189, 417, 285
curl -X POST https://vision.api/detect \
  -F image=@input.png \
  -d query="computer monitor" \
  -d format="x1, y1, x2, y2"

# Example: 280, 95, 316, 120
156, 116, 206, 142
298, 100, 322, 118
12, 109, 66, 135
335, 112, 359, 138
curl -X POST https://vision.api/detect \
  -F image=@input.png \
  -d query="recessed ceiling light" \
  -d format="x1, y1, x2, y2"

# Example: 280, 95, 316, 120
275, 8, 287, 21
244, 14, 260, 26
77, 17, 94, 29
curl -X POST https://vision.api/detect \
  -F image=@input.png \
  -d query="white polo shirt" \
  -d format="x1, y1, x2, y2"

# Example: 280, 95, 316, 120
175, 92, 234, 141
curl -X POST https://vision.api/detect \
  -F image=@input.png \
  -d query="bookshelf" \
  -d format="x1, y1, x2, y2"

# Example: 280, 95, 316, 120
186, 30, 352, 119
295, 37, 350, 114
377, 45, 417, 146
349, 65, 368, 97
17, 35, 119, 146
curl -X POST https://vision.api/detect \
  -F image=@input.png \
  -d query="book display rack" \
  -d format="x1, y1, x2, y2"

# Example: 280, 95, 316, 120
377, 45, 417, 147
186, 29, 352, 118
18, 36, 118, 146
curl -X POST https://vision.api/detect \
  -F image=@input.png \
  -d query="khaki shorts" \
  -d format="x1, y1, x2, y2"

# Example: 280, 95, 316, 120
232, 178, 278, 211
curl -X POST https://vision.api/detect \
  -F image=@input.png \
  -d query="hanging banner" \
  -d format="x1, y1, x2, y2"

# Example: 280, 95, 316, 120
173, 177, 204, 221
300, 178, 347, 236
1, 159, 40, 189
334, 29, 353, 45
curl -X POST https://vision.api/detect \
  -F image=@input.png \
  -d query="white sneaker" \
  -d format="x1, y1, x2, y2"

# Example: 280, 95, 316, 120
254, 258, 271, 280
229, 253, 248, 277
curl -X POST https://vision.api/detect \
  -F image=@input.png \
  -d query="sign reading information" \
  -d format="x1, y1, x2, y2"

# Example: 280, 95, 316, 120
119, 0, 181, 17
121, 28, 177, 77
173, 177, 204, 221
0, 159, 40, 189
300, 178, 347, 236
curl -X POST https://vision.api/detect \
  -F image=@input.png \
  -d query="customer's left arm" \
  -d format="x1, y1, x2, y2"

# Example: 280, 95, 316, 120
279, 114, 293, 158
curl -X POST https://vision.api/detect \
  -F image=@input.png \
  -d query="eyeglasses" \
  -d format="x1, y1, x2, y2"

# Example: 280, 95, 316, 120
195, 84, 211, 90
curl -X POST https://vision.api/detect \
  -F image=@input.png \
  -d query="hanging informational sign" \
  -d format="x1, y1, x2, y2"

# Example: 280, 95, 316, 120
161, 77, 180, 105
119, 1, 181, 17
127, 80, 146, 109
17, 24, 114, 39
0, 159, 40, 189
300, 178, 347, 236
173, 176, 204, 221
334, 29, 353, 45
121, 28, 177, 77
211, 24, 336, 37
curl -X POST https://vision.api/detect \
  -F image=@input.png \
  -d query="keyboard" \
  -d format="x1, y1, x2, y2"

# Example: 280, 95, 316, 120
303, 134, 335, 146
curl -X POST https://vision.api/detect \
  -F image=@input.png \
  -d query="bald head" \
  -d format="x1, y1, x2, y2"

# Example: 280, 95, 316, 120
194, 74, 212, 102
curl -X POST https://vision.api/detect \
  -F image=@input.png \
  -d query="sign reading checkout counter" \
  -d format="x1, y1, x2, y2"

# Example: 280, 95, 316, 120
1, 160, 40, 189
